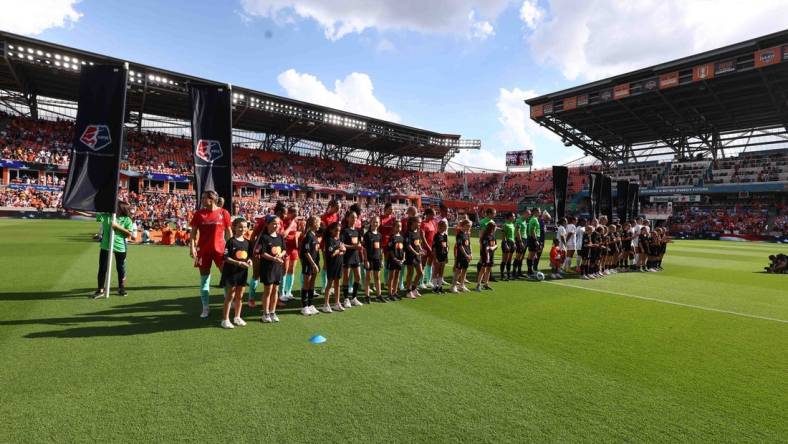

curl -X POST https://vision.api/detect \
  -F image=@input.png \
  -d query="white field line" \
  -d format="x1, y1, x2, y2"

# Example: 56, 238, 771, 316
546, 281, 788, 324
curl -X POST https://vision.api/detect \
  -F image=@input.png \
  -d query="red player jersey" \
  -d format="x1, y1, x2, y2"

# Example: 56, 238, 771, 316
190, 208, 231, 254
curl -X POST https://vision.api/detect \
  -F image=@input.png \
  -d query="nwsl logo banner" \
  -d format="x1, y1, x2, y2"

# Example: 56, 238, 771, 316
190, 84, 233, 211
79, 125, 112, 151
63, 65, 128, 212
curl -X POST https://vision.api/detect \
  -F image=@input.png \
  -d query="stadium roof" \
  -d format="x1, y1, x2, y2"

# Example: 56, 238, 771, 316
526, 29, 788, 164
0, 30, 480, 171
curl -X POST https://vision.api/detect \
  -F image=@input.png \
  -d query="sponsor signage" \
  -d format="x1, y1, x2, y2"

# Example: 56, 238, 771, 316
659, 71, 679, 89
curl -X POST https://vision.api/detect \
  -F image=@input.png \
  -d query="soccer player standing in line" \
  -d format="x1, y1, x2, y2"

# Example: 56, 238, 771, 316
525, 208, 541, 277
500, 212, 516, 280
363, 216, 385, 304
379, 203, 396, 292
564, 216, 577, 273
431, 219, 449, 293
404, 216, 424, 299
319, 200, 342, 295
451, 218, 472, 293
189, 190, 232, 319
513, 209, 530, 279
340, 211, 364, 307
219, 217, 252, 329
257, 215, 286, 323
386, 221, 405, 301
477, 208, 498, 281
475, 221, 497, 291
299, 216, 321, 316
420, 208, 438, 289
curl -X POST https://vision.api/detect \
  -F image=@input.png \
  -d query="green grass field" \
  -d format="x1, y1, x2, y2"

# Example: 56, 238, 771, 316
0, 219, 786, 443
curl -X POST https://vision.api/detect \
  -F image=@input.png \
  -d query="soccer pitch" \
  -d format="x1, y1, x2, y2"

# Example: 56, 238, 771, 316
0, 219, 786, 443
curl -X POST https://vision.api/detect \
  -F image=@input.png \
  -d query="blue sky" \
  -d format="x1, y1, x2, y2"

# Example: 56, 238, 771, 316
3, 0, 788, 170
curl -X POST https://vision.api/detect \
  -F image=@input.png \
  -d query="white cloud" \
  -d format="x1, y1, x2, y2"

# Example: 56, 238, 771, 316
450, 148, 506, 171
523, 0, 788, 80
277, 69, 400, 122
375, 38, 396, 52
0, 0, 82, 35
240, 0, 508, 41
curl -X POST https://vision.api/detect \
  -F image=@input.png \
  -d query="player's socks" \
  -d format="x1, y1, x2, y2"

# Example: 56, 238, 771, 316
499, 262, 506, 279
199, 274, 211, 307
352, 283, 359, 298
320, 269, 328, 292
424, 265, 432, 286
383, 269, 389, 289
248, 278, 257, 302
300, 289, 308, 308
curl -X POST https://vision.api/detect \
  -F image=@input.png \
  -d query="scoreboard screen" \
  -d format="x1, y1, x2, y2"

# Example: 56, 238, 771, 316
506, 150, 533, 167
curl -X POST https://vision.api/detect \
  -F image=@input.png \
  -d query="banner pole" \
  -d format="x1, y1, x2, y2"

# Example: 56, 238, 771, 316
103, 213, 116, 299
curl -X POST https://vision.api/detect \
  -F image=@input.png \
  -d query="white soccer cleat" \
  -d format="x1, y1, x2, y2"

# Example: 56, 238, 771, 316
333, 303, 345, 312
450, 286, 459, 293
321, 305, 333, 314
200, 306, 210, 319
301, 307, 312, 316
461, 286, 470, 292
270, 313, 280, 322
221, 319, 234, 329
351, 297, 363, 306
309, 306, 320, 315
343, 298, 352, 308
233, 317, 247, 326
261, 313, 272, 323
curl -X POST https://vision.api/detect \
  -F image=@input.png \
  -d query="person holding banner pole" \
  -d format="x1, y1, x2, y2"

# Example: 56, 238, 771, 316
190, 190, 232, 319
74, 201, 134, 299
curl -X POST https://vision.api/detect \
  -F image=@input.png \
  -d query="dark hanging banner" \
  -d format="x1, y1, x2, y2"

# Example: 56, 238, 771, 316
552, 166, 569, 219
616, 180, 629, 222
589, 172, 602, 219
190, 84, 233, 211
600, 175, 613, 222
62, 64, 128, 212
628, 182, 640, 218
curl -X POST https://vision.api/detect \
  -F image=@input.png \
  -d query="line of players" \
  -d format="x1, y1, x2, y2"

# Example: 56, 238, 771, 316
187, 191, 669, 329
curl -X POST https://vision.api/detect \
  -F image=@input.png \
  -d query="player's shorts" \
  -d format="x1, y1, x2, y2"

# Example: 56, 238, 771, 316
434, 252, 448, 263
343, 253, 361, 268
195, 250, 224, 273
286, 248, 299, 262
455, 256, 469, 270
515, 240, 526, 254
387, 256, 403, 271
261, 261, 284, 286
366, 258, 382, 271
220, 268, 248, 288
300, 256, 320, 276
566, 242, 576, 252
327, 259, 343, 280
502, 239, 516, 254
527, 237, 540, 253
579, 247, 588, 259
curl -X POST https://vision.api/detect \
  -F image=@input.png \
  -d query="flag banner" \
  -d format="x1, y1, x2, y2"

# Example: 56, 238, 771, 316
190, 84, 233, 211
62, 64, 128, 212
600, 175, 613, 222
616, 180, 629, 222
552, 166, 568, 219
589, 172, 602, 219
628, 182, 640, 218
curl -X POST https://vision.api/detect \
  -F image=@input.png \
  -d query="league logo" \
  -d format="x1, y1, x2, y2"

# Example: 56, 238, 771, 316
195, 139, 223, 163
79, 125, 112, 151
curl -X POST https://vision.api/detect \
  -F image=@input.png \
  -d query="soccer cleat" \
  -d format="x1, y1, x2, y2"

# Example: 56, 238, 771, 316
200, 306, 210, 319
450, 286, 458, 293
582, 275, 589, 280
483, 284, 493, 291
473, 285, 482, 292
233, 317, 247, 326
441, 279, 450, 286
261, 313, 272, 323
332, 303, 345, 312
92, 289, 103, 298
413, 289, 422, 297
365, 296, 372, 305
270, 313, 280, 322
376, 296, 387, 303
301, 307, 312, 316
221, 319, 235, 329
321, 305, 333, 314
351, 297, 363, 306
117, 287, 127, 296
343, 298, 352, 308
461, 286, 470, 292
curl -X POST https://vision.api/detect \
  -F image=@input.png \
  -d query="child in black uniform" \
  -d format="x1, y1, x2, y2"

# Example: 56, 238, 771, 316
451, 219, 472, 293
363, 216, 385, 304
220, 217, 252, 329
322, 222, 345, 313
299, 216, 321, 316
258, 215, 285, 323
404, 216, 424, 299
431, 220, 449, 293
386, 221, 405, 301
341, 211, 364, 308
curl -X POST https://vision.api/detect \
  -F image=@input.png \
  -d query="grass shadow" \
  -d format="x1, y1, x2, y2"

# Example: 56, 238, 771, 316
0, 296, 210, 338
0, 286, 197, 301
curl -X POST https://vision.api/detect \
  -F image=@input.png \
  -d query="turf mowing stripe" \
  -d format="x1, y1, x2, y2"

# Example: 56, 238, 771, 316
545, 281, 788, 324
